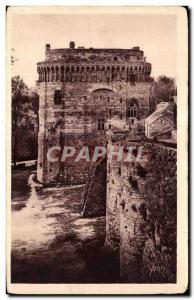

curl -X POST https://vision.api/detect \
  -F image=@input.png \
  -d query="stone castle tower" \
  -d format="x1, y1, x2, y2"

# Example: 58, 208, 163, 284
37, 42, 152, 184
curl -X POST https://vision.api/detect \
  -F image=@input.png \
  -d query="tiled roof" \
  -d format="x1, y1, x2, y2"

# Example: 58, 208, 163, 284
145, 102, 171, 125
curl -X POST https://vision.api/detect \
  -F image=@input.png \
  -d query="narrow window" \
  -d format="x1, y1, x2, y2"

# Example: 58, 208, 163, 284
102, 120, 105, 130
120, 98, 122, 103
98, 120, 101, 131
130, 74, 136, 85
120, 114, 123, 120
54, 90, 62, 105
109, 124, 111, 129
118, 166, 121, 176
98, 118, 105, 131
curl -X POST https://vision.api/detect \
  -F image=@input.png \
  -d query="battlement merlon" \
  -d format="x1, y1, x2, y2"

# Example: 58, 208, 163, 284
37, 42, 152, 82
44, 42, 149, 63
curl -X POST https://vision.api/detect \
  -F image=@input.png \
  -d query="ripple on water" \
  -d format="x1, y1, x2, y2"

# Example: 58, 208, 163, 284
72, 218, 99, 240
12, 185, 56, 250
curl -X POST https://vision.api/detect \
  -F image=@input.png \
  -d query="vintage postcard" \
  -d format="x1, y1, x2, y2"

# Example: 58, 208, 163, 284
6, 6, 188, 295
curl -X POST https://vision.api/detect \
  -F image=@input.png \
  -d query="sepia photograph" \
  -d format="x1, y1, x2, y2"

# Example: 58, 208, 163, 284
6, 6, 188, 295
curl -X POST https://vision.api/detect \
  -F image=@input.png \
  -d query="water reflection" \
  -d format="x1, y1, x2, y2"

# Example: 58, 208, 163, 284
12, 174, 55, 249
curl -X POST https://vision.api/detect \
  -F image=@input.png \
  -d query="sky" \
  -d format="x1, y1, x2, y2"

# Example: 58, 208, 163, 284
11, 13, 177, 87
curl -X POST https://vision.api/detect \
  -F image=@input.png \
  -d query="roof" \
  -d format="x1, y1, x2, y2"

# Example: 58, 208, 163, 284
145, 102, 172, 125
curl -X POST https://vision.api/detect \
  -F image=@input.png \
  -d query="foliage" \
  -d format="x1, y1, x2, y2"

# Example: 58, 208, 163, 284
153, 76, 176, 103
12, 76, 39, 166
12, 76, 39, 130
141, 146, 177, 282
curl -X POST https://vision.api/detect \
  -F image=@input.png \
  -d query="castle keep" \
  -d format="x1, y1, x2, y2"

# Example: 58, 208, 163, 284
36, 42, 177, 282
37, 42, 152, 184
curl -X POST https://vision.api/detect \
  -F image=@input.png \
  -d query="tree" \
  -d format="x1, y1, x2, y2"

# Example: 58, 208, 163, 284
12, 76, 39, 167
154, 76, 176, 103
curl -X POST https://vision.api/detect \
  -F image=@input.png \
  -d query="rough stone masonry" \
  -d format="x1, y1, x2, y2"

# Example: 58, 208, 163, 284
37, 41, 151, 184
105, 134, 177, 282
36, 42, 176, 282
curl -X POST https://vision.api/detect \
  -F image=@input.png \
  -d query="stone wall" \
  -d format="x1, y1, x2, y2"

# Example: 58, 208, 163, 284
141, 143, 177, 283
37, 80, 150, 184
105, 160, 122, 251
37, 44, 152, 184
146, 103, 175, 139
81, 157, 107, 217
147, 116, 174, 139
106, 136, 177, 282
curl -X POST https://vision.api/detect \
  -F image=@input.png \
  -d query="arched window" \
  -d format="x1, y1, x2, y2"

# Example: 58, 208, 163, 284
128, 102, 137, 118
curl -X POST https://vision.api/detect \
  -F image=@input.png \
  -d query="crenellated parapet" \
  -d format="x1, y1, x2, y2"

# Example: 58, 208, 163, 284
37, 62, 151, 83
37, 42, 151, 83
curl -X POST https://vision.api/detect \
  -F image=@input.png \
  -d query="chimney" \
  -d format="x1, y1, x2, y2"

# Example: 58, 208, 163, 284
69, 41, 75, 49
46, 44, 51, 51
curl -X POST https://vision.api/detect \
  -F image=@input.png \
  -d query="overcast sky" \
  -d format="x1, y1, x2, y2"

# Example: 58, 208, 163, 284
11, 13, 177, 87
